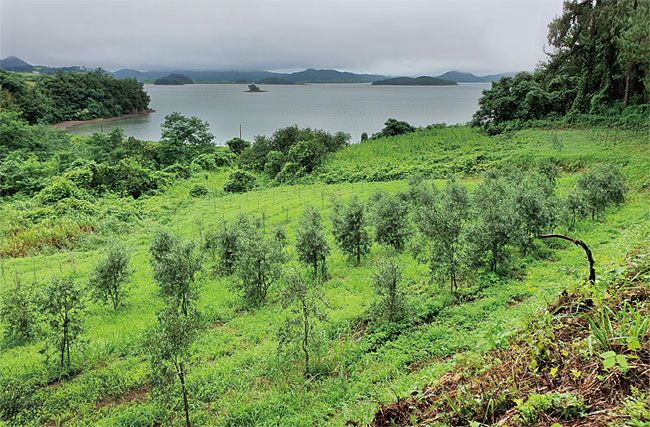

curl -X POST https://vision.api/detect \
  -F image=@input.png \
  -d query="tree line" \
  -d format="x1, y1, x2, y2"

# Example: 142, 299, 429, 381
0, 69, 150, 124
472, 0, 649, 133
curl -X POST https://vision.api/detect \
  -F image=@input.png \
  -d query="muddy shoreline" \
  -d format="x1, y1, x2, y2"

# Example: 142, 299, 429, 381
51, 109, 155, 131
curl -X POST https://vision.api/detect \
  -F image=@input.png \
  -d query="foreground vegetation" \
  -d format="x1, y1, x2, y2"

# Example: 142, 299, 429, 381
1, 2, 649, 425
0, 115, 648, 425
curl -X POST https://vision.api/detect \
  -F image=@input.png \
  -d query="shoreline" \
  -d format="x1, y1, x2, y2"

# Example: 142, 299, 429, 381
51, 109, 155, 131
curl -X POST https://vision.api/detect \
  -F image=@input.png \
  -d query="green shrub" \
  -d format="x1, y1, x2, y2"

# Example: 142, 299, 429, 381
264, 150, 285, 178
223, 170, 256, 193
214, 150, 236, 167
189, 184, 209, 198
38, 177, 84, 204
191, 153, 217, 171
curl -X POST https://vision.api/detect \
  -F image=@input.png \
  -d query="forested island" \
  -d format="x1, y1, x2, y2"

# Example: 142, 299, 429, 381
0, 1, 649, 426
371, 76, 457, 86
153, 73, 194, 85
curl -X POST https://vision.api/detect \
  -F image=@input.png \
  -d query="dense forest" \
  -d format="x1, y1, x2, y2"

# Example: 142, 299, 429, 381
0, 1, 649, 426
0, 69, 150, 124
472, 0, 650, 133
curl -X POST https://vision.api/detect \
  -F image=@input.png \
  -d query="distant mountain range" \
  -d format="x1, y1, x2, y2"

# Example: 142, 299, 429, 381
372, 76, 457, 86
435, 71, 518, 83
112, 68, 386, 84
0, 56, 519, 84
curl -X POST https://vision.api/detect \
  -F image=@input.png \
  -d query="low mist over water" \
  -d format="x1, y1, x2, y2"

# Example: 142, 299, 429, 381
69, 83, 490, 143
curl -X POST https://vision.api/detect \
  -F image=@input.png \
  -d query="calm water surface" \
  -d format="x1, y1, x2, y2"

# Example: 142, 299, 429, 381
69, 83, 490, 143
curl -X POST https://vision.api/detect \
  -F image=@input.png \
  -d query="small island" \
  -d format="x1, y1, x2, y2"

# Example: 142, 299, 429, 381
246, 83, 266, 92
154, 73, 194, 85
371, 76, 457, 86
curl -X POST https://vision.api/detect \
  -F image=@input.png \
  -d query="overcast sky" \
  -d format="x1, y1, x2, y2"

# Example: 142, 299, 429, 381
1, 0, 564, 75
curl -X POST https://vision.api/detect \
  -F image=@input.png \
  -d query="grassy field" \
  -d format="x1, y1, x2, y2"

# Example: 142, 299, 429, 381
0, 125, 648, 426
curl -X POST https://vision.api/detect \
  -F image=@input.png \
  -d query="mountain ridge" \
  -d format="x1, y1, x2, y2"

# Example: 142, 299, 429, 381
1, 56, 518, 84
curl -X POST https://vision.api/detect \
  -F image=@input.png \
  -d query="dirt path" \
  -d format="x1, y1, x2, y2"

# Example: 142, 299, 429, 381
51, 109, 155, 130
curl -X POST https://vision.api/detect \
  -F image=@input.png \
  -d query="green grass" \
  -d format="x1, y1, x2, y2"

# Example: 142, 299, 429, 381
0, 125, 649, 426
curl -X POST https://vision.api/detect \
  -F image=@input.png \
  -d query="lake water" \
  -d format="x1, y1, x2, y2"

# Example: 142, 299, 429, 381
69, 83, 490, 143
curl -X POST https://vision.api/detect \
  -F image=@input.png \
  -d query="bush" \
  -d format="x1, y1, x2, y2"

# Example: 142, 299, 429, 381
191, 153, 217, 171
92, 158, 162, 198
38, 177, 84, 204
225, 137, 251, 155
214, 150, 236, 167
264, 150, 285, 178
189, 184, 209, 198
223, 170, 256, 193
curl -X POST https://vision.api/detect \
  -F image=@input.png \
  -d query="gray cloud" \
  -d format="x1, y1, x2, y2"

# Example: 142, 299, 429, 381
1, 0, 563, 75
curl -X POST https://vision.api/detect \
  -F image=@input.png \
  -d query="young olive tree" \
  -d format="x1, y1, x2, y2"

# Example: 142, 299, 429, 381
145, 308, 197, 427
295, 206, 330, 279
42, 276, 85, 367
277, 268, 329, 377
150, 230, 203, 317
0, 276, 39, 344
331, 196, 370, 265
204, 215, 252, 275
575, 165, 627, 220
233, 226, 286, 306
414, 179, 470, 292
469, 176, 518, 274
511, 174, 557, 256
88, 243, 132, 310
370, 258, 406, 323
368, 191, 410, 251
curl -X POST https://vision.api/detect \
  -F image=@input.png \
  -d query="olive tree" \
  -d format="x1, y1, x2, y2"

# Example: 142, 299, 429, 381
511, 174, 557, 255
204, 215, 253, 275
233, 226, 286, 306
145, 308, 197, 427
370, 258, 406, 323
0, 276, 39, 344
150, 230, 202, 316
295, 206, 330, 279
414, 179, 469, 292
368, 191, 410, 251
468, 176, 519, 273
575, 165, 627, 220
331, 196, 370, 265
42, 276, 85, 367
277, 268, 329, 377
88, 243, 132, 310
